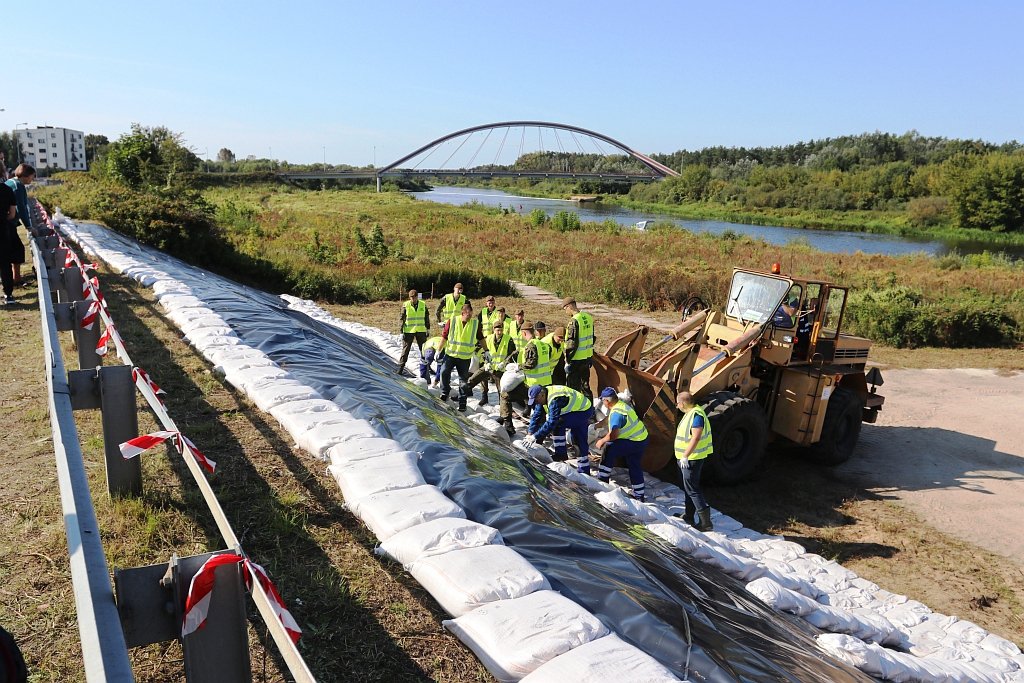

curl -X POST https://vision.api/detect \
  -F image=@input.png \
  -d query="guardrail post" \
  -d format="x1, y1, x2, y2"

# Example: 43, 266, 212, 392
73, 301, 102, 371
69, 365, 142, 497
115, 550, 252, 682
58, 264, 81, 303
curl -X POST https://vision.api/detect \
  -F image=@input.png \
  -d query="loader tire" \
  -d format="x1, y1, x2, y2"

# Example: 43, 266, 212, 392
702, 392, 769, 485
808, 387, 864, 466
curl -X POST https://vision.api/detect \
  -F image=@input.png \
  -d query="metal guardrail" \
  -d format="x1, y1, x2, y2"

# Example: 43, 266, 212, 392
30, 204, 317, 682
32, 235, 136, 682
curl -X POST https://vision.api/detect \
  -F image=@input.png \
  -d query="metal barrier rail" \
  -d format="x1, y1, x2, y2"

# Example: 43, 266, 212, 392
31, 203, 316, 683
32, 233, 136, 682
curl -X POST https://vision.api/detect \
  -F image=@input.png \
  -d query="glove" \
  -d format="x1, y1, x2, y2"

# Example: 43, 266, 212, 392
679, 458, 690, 470
483, 351, 492, 362
521, 434, 537, 448
564, 362, 571, 375
483, 362, 492, 372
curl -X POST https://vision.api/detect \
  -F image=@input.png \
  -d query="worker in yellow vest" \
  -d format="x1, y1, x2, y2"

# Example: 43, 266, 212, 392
594, 388, 649, 502
499, 322, 543, 427
462, 320, 517, 415
675, 391, 714, 531
419, 335, 445, 387
479, 295, 500, 330
561, 297, 595, 401
542, 326, 566, 385
439, 303, 484, 412
520, 385, 595, 472
435, 282, 468, 324
507, 308, 525, 343
398, 289, 430, 376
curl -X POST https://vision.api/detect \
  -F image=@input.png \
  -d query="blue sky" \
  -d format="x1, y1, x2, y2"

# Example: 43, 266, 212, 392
12, 1, 1023, 164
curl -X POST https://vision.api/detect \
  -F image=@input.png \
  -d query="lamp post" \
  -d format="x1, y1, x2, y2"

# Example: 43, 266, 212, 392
322, 146, 327, 173
14, 123, 28, 163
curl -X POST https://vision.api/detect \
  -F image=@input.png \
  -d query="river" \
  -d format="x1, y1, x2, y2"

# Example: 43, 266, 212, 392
410, 186, 1023, 260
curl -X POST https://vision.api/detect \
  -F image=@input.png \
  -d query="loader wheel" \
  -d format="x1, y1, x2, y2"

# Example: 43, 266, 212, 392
808, 387, 865, 466
702, 392, 769, 485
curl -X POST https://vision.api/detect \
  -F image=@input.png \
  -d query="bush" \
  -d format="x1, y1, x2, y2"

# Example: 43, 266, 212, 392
906, 196, 949, 227
550, 210, 581, 232
528, 208, 548, 226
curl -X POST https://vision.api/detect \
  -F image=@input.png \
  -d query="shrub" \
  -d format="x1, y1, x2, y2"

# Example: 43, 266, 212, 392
550, 210, 581, 232
906, 196, 949, 227
354, 224, 404, 265
528, 208, 548, 226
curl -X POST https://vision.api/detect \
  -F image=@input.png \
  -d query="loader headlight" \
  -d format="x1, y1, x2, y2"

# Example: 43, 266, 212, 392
782, 335, 793, 343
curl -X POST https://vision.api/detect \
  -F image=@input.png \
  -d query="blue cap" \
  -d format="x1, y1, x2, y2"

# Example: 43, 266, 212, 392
599, 386, 618, 400
527, 385, 544, 406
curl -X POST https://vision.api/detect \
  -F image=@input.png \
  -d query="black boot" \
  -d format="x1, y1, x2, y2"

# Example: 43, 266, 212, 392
478, 393, 489, 407
696, 507, 714, 532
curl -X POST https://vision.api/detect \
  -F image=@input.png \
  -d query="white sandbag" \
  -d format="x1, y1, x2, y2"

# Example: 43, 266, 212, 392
499, 364, 525, 393
328, 452, 424, 504
158, 294, 205, 309
225, 365, 291, 392
251, 383, 323, 412
191, 334, 242, 350
978, 632, 1022, 658
546, 462, 612, 493
466, 413, 512, 442
274, 409, 352, 438
594, 488, 669, 524
180, 315, 230, 333
356, 485, 466, 540
882, 599, 932, 629
443, 590, 610, 683
213, 355, 278, 379
207, 345, 267, 365
166, 306, 216, 326
647, 522, 704, 554
299, 419, 380, 457
184, 326, 237, 343
409, 545, 550, 617
269, 398, 341, 417
327, 439, 412, 466
520, 633, 679, 682
816, 632, 1003, 683
376, 517, 504, 567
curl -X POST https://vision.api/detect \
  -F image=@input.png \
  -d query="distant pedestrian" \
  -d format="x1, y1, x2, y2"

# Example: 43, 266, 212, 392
5, 164, 34, 287
675, 391, 714, 531
0, 180, 17, 304
562, 297, 595, 400
397, 289, 429, 375
594, 387, 649, 502
0, 152, 7, 181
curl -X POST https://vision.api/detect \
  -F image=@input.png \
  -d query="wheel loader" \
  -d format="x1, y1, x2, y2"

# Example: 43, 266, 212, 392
590, 266, 885, 484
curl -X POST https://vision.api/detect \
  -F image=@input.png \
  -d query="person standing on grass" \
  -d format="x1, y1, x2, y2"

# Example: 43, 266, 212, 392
436, 282, 468, 324
0, 180, 17, 304
397, 288, 429, 375
675, 391, 714, 531
562, 297, 595, 401
462, 320, 516, 408
594, 387, 649, 502
5, 164, 34, 288
439, 303, 483, 412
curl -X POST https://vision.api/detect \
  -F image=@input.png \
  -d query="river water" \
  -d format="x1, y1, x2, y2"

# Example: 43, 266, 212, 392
411, 186, 1023, 259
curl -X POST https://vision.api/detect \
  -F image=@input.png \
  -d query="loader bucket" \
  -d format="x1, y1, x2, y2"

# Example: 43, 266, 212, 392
591, 353, 678, 473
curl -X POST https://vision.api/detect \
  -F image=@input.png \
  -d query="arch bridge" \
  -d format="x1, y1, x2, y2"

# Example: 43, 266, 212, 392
279, 121, 678, 190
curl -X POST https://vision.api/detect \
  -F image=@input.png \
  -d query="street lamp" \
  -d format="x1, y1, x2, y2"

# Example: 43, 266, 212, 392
322, 146, 327, 173
14, 123, 28, 163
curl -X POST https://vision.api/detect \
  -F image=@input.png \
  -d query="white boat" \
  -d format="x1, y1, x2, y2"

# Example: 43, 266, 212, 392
634, 220, 652, 231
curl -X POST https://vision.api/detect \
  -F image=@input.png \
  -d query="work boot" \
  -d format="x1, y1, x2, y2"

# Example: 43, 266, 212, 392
696, 507, 714, 532
439, 392, 449, 402
505, 426, 515, 439
478, 393, 489, 407
496, 416, 506, 425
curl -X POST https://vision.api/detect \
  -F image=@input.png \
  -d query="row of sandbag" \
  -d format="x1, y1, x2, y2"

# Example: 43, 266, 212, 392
278, 290, 1024, 683
54, 217, 683, 682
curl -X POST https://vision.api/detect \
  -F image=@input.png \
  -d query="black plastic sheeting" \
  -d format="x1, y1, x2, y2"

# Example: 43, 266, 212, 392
75, 223, 874, 682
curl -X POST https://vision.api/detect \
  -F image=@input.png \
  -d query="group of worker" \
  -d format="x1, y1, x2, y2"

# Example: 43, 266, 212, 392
397, 282, 714, 531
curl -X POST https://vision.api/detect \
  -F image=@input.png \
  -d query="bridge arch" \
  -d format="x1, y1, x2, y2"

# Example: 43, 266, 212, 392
378, 121, 678, 178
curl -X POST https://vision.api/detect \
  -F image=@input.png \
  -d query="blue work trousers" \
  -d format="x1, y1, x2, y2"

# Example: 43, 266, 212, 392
679, 457, 708, 517
599, 437, 647, 501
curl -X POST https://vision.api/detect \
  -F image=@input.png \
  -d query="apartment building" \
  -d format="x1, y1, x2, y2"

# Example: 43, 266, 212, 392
16, 126, 87, 171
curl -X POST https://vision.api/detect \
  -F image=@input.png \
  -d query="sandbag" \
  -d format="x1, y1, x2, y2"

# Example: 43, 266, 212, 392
298, 418, 381, 457
356, 485, 466, 540
520, 633, 679, 682
328, 452, 424, 505
251, 382, 323, 412
409, 545, 551, 617
375, 517, 504, 567
225, 366, 291, 393
269, 398, 341, 417
594, 488, 669, 524
327, 439, 414, 466
547, 462, 612, 493
443, 590, 610, 683
499, 363, 525, 393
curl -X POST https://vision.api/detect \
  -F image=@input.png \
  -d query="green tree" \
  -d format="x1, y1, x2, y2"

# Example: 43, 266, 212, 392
941, 152, 1024, 232
104, 124, 198, 189
84, 134, 109, 165
217, 148, 236, 163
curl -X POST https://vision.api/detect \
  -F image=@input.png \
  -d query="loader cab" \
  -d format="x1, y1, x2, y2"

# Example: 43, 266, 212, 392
792, 282, 848, 364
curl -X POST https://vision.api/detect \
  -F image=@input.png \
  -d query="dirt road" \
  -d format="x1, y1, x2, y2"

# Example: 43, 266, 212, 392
846, 368, 1024, 563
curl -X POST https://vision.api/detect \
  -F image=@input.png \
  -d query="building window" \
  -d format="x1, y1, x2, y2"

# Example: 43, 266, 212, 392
52, 142, 58, 148
51, 133, 56, 138
53, 152, 58, 158
27, 143, 33, 148
26, 132, 32, 138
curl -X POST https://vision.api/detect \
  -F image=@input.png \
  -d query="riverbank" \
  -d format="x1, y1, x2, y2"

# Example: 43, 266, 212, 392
452, 178, 1024, 251
35, 177, 1024, 348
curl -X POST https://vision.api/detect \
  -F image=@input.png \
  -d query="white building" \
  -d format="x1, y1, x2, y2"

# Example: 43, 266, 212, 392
16, 126, 87, 171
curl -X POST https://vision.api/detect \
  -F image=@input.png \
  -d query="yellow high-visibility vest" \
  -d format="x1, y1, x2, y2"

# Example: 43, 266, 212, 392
403, 300, 427, 333
571, 311, 594, 361
523, 339, 553, 387
544, 385, 591, 414
485, 333, 512, 371
610, 401, 649, 442
446, 317, 479, 360
675, 406, 713, 461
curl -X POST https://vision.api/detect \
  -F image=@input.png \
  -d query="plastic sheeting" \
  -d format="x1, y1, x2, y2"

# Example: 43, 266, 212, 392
60, 220, 881, 682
